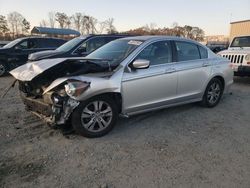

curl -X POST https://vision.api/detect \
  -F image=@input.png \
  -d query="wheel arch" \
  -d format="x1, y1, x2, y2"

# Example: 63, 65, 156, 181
83, 92, 123, 113
211, 75, 225, 90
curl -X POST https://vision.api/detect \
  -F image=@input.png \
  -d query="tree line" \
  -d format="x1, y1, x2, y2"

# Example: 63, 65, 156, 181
0, 11, 117, 40
0, 12, 31, 40
39, 12, 117, 35
125, 23, 205, 41
0, 12, 205, 41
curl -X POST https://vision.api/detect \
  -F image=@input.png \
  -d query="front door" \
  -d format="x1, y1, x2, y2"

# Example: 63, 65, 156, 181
121, 40, 178, 114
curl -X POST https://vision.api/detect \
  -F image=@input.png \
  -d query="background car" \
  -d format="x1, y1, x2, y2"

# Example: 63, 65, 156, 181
0, 41, 10, 48
207, 45, 227, 54
28, 34, 131, 62
219, 35, 250, 77
11, 36, 233, 138
0, 37, 66, 76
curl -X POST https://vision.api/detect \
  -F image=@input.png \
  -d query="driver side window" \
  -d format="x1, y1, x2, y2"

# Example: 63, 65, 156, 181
135, 41, 172, 66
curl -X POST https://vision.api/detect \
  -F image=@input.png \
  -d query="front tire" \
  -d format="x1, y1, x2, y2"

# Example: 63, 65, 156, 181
0, 62, 7, 77
201, 78, 223, 108
71, 96, 118, 138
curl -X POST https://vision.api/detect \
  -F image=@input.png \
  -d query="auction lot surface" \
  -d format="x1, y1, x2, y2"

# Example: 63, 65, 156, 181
0, 75, 250, 188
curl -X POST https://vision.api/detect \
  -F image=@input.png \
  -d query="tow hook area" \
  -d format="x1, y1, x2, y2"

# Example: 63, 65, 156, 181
52, 97, 80, 125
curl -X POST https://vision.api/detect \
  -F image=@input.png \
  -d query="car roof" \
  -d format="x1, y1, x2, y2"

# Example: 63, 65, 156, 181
17, 36, 66, 41
73, 34, 133, 41
119, 35, 201, 44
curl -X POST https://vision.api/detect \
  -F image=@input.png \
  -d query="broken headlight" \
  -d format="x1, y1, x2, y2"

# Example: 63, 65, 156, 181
64, 81, 90, 97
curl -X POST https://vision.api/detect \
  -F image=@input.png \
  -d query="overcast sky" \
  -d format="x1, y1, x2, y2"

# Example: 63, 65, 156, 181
0, 0, 250, 35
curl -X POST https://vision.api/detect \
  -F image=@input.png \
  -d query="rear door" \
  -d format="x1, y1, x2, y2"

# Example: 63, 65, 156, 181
174, 41, 211, 101
36, 38, 58, 50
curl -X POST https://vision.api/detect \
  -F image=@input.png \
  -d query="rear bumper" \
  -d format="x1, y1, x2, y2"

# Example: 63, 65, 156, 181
234, 66, 250, 76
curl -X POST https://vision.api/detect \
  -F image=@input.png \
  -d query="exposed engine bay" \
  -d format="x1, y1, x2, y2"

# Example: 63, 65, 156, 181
15, 58, 117, 125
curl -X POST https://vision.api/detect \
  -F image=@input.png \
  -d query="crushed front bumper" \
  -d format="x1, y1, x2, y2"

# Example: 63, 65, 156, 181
21, 94, 79, 125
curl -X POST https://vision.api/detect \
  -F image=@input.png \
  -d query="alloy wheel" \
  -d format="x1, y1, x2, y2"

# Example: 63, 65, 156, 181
81, 100, 113, 133
207, 82, 221, 104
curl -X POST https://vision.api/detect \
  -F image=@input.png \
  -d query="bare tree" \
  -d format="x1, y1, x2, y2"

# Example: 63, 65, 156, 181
21, 18, 30, 34
66, 16, 72, 29
81, 15, 97, 34
7, 12, 25, 37
103, 18, 117, 34
97, 21, 107, 34
125, 23, 205, 41
39, 19, 48, 27
48, 12, 56, 28
171, 22, 178, 28
72, 12, 83, 32
55, 12, 68, 28
183, 25, 193, 38
0, 15, 9, 36
191, 27, 205, 41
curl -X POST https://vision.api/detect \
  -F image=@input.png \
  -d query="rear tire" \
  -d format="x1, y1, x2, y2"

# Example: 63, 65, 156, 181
71, 96, 118, 138
201, 78, 223, 108
0, 62, 7, 77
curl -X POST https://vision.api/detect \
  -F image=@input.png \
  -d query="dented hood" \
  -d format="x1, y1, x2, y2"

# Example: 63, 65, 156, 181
28, 50, 64, 61
10, 57, 91, 81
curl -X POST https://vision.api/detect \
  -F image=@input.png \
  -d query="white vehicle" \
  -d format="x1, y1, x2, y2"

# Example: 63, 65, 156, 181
219, 36, 250, 76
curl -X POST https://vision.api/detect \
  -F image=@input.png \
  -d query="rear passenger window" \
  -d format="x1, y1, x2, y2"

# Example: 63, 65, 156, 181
37, 39, 63, 48
175, 42, 200, 61
43, 39, 58, 48
198, 46, 208, 59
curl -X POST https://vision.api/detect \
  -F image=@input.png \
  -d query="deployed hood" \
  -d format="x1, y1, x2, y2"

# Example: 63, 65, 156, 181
28, 50, 64, 61
10, 58, 71, 81
10, 57, 116, 82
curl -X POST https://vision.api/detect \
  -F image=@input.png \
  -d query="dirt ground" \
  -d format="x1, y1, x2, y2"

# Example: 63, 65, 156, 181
0, 75, 250, 188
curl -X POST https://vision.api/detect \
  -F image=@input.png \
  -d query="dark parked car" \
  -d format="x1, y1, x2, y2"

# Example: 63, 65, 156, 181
0, 41, 10, 48
28, 34, 130, 62
207, 45, 227, 54
0, 37, 66, 76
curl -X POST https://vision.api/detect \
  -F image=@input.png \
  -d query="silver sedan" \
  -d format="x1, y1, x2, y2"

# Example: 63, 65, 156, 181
11, 36, 234, 137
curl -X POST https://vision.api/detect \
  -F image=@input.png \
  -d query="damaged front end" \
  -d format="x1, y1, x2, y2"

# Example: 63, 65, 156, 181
19, 79, 84, 125
11, 57, 117, 125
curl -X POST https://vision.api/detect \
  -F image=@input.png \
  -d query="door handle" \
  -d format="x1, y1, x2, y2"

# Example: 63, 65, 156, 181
165, 67, 176, 74
202, 62, 210, 67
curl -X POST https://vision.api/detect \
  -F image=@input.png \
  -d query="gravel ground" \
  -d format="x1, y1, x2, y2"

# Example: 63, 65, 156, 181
0, 75, 250, 188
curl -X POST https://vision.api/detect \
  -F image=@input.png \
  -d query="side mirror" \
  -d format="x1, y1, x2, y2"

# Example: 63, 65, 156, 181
132, 59, 150, 69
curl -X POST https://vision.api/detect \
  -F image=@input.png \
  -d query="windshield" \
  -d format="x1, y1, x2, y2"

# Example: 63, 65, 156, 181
56, 37, 84, 52
3, 38, 22, 48
231, 36, 250, 47
86, 39, 143, 65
